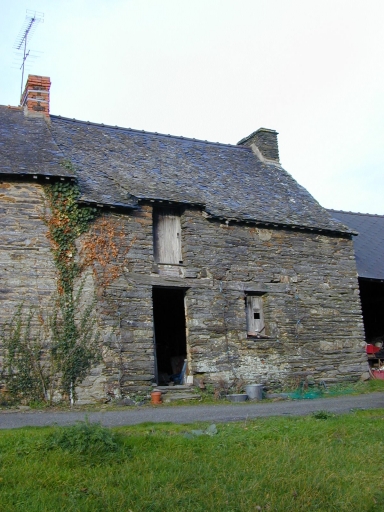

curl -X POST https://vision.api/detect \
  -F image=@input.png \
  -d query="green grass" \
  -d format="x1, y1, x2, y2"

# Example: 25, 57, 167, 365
1, 410, 384, 511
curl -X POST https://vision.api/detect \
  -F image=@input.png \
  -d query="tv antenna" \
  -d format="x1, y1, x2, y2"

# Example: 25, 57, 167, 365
13, 10, 44, 100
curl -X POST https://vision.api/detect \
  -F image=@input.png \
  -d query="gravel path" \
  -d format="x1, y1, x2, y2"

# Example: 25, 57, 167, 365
1, 392, 383, 429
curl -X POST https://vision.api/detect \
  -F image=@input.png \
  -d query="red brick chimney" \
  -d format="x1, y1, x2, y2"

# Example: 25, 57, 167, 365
20, 75, 51, 116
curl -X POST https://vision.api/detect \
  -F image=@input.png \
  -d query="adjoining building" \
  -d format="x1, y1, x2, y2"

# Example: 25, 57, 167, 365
329, 210, 384, 346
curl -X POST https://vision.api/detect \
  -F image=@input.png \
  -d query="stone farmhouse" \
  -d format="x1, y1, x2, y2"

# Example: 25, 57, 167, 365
0, 75, 368, 402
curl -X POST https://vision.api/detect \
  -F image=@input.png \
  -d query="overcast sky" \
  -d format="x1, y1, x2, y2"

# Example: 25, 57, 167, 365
1, 0, 383, 214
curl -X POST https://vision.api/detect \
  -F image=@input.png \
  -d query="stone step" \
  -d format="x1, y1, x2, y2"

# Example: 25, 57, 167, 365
163, 393, 201, 402
154, 385, 194, 393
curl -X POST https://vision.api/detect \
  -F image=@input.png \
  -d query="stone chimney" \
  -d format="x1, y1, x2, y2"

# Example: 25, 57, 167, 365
237, 128, 280, 164
21, 75, 51, 117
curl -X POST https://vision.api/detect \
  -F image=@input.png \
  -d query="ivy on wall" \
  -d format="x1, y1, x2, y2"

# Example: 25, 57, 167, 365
81, 217, 136, 288
2, 162, 135, 405
41, 167, 101, 402
44, 179, 98, 295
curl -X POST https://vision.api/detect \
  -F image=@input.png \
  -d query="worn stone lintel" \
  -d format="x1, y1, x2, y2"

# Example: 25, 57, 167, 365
122, 271, 291, 294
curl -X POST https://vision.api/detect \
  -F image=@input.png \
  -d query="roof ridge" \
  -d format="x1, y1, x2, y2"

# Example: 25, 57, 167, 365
50, 114, 249, 150
328, 208, 384, 218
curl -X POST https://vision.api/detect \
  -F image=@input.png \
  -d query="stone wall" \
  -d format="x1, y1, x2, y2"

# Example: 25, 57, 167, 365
0, 182, 368, 401
0, 181, 56, 317
102, 205, 367, 394
181, 209, 367, 385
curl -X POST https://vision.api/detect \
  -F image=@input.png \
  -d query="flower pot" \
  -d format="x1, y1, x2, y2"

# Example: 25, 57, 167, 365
226, 394, 248, 402
151, 390, 162, 404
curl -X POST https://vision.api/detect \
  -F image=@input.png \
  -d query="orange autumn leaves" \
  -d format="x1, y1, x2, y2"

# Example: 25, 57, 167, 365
81, 217, 136, 287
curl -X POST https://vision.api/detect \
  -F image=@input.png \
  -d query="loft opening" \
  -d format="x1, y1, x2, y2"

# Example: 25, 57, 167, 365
153, 207, 183, 264
152, 287, 187, 385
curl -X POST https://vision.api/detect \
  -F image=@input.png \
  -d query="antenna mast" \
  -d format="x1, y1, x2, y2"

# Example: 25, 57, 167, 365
13, 10, 44, 101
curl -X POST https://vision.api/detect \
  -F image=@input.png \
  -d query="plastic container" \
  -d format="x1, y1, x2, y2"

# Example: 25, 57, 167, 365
245, 384, 263, 401
371, 370, 384, 380
366, 344, 380, 354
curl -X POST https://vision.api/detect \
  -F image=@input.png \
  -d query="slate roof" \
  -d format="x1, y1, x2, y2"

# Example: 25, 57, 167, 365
0, 105, 352, 234
0, 106, 73, 178
328, 210, 384, 280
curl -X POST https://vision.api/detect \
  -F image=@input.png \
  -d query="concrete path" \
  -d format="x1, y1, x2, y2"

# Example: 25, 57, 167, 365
1, 392, 383, 429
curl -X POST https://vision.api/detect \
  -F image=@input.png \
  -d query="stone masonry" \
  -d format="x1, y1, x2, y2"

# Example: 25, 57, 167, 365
0, 179, 367, 402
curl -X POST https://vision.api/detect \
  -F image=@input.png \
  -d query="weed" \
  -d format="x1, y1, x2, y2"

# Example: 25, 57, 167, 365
312, 410, 335, 419
47, 418, 120, 455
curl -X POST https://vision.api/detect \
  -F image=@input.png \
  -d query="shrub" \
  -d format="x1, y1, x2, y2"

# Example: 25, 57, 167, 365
48, 418, 120, 455
312, 410, 335, 420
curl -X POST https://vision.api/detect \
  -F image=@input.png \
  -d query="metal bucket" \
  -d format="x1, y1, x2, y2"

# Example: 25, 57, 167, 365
226, 394, 248, 402
245, 384, 263, 401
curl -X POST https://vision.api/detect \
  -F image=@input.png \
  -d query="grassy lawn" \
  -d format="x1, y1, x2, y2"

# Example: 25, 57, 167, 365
1, 409, 384, 511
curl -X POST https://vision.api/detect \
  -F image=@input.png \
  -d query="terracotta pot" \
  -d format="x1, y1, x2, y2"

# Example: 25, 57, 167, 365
151, 390, 162, 404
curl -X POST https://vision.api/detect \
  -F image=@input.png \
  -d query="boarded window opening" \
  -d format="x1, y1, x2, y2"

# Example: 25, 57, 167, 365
153, 207, 182, 264
246, 294, 265, 337
153, 287, 187, 385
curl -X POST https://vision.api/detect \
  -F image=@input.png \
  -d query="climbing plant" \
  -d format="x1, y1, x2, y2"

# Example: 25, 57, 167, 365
81, 217, 136, 288
1, 305, 49, 403
44, 178, 98, 295
2, 161, 135, 405
42, 169, 101, 402
48, 280, 101, 403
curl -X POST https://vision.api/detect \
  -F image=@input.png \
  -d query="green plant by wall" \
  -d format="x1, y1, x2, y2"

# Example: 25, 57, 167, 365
43, 173, 101, 403
44, 176, 98, 295
0, 305, 49, 403
1, 289, 101, 405
49, 280, 101, 402
2, 168, 126, 405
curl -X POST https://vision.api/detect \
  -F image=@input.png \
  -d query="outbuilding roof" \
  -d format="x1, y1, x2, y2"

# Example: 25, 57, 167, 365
0, 105, 352, 234
328, 210, 384, 280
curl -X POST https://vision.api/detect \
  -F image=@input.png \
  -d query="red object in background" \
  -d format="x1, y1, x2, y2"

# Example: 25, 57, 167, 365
366, 344, 380, 354
372, 370, 384, 380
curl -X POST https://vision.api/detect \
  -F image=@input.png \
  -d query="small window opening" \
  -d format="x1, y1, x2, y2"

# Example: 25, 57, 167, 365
246, 294, 266, 337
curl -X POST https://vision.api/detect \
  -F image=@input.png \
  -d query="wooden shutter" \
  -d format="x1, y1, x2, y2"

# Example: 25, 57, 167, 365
153, 208, 182, 264
246, 295, 265, 335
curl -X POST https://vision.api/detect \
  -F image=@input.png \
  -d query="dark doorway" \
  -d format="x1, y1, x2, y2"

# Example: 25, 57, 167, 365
359, 279, 384, 343
152, 287, 187, 385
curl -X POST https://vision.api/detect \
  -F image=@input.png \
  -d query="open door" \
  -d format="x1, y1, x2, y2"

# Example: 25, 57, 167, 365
152, 287, 187, 385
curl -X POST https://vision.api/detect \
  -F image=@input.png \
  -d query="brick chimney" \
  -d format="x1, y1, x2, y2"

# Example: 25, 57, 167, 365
237, 128, 280, 164
20, 75, 51, 116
